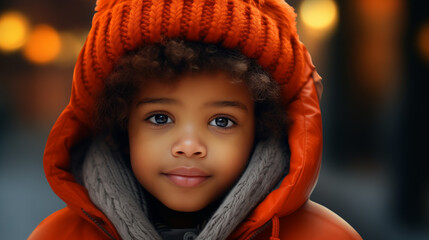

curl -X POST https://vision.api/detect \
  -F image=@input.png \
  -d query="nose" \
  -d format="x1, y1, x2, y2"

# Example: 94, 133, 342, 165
171, 135, 207, 158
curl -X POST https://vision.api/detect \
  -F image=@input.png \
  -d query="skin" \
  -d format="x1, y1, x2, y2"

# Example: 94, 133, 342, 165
127, 72, 255, 227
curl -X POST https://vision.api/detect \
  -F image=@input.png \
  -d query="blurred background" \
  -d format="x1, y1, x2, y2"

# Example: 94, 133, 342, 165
0, 0, 428, 239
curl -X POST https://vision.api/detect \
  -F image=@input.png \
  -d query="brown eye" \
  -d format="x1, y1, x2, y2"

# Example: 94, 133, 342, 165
209, 117, 235, 128
146, 114, 172, 125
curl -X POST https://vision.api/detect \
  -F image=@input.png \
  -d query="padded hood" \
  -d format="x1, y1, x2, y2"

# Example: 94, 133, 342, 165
43, 0, 323, 239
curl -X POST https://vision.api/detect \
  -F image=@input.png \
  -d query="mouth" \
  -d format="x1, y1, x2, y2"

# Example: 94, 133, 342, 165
163, 167, 210, 188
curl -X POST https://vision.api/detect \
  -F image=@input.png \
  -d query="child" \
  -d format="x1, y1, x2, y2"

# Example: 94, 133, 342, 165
30, 0, 362, 239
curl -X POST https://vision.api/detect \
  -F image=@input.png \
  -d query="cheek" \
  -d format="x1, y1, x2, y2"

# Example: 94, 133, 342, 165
129, 137, 151, 183
221, 127, 255, 179
211, 136, 254, 183
128, 129, 169, 182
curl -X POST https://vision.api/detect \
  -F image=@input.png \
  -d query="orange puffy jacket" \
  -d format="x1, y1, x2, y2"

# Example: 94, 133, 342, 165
29, 0, 362, 239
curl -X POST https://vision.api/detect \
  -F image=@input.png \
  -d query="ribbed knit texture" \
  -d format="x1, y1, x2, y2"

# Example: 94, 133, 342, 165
82, 141, 160, 239
71, 0, 308, 128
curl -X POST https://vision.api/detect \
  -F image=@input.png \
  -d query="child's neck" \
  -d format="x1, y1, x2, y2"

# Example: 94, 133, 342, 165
148, 193, 220, 229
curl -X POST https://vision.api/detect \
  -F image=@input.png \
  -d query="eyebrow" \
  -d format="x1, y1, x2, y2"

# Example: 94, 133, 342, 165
136, 98, 179, 106
205, 101, 248, 112
136, 98, 248, 112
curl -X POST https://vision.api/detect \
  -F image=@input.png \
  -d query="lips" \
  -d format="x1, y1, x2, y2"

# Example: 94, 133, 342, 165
163, 167, 210, 187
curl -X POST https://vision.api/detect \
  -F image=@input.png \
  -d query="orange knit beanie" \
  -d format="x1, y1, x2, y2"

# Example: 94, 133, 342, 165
72, 0, 312, 128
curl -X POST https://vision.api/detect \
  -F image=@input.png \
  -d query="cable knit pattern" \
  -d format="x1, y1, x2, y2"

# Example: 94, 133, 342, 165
82, 138, 288, 240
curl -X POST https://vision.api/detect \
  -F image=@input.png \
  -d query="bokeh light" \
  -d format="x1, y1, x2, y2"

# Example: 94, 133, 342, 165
417, 21, 429, 63
300, 0, 338, 31
54, 30, 87, 66
23, 24, 61, 64
0, 11, 30, 52
356, 0, 402, 19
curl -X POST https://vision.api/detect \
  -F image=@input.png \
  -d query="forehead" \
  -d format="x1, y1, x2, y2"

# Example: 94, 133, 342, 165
135, 73, 254, 107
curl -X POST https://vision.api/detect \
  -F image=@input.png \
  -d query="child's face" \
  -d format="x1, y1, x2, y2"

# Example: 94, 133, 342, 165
127, 73, 255, 212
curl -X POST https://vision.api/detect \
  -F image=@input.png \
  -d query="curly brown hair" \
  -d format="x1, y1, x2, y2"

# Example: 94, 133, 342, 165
95, 39, 285, 151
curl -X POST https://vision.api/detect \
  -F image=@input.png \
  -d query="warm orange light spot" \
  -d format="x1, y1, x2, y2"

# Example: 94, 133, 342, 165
300, 0, 338, 31
356, 0, 403, 19
23, 24, 61, 64
0, 11, 29, 52
54, 30, 86, 66
417, 22, 429, 63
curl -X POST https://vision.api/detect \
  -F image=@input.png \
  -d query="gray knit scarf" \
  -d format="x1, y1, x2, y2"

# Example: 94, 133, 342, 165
82, 138, 288, 240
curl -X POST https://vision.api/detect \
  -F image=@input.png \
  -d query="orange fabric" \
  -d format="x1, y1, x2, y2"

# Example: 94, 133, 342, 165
30, 0, 362, 239
29, 208, 113, 240
276, 200, 363, 240
269, 215, 279, 240
243, 201, 363, 240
